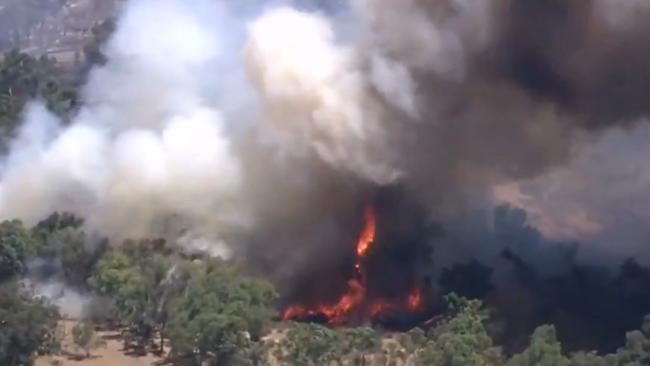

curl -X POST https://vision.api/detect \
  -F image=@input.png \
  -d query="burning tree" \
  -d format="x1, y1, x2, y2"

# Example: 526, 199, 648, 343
282, 204, 428, 326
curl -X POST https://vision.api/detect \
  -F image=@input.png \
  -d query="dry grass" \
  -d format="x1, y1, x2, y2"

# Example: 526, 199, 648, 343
35, 321, 165, 366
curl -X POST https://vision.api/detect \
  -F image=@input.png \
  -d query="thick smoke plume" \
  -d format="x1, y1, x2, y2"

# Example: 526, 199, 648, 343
2, 0, 650, 315
0, 0, 241, 257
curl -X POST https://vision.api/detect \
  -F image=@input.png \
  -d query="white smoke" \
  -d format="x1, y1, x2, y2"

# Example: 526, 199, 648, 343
23, 277, 91, 319
244, 7, 400, 184
0, 0, 404, 253
0, 0, 242, 250
1, 0, 650, 264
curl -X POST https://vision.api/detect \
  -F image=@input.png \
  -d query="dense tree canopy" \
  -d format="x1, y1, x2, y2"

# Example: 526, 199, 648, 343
411, 294, 502, 366
274, 322, 344, 366
168, 262, 278, 365
0, 50, 77, 150
0, 283, 60, 366
0, 219, 36, 280
1, 205, 650, 366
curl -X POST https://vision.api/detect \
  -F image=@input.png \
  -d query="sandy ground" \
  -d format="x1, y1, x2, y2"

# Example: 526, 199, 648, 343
36, 321, 164, 366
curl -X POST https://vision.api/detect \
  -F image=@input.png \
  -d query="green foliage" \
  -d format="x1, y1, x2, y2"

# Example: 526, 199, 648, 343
0, 50, 77, 149
411, 294, 502, 366
71, 321, 93, 358
46, 228, 105, 285
119, 254, 172, 349
507, 325, 570, 366
274, 322, 344, 366
89, 250, 169, 349
398, 327, 427, 355
72, 320, 105, 359
72, 321, 93, 349
32, 212, 84, 248
0, 282, 60, 366
0, 219, 36, 280
612, 315, 650, 366
380, 341, 408, 366
88, 252, 137, 297
343, 326, 380, 366
30, 213, 104, 285
231, 338, 272, 366
570, 351, 618, 366
168, 263, 278, 365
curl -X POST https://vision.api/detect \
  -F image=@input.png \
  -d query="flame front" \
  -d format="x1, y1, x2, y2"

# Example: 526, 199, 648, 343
281, 204, 426, 325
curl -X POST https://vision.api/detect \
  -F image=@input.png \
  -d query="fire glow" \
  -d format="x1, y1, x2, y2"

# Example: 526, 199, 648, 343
281, 205, 425, 325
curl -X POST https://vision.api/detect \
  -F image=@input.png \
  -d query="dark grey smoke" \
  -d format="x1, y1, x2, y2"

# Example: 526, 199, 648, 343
489, 0, 650, 128
237, 0, 650, 324
2, 0, 650, 348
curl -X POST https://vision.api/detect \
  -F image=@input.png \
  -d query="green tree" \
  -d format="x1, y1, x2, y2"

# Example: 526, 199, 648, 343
88, 252, 137, 297
117, 254, 172, 351
379, 341, 407, 366
43, 227, 106, 286
274, 322, 344, 366
168, 263, 278, 365
343, 326, 380, 366
412, 294, 502, 366
613, 315, 650, 366
88, 252, 143, 334
398, 327, 427, 355
570, 351, 618, 366
0, 50, 77, 149
31, 212, 84, 250
507, 325, 570, 366
0, 282, 60, 366
89, 251, 153, 348
0, 219, 36, 280
231, 338, 271, 366
72, 320, 104, 359
89, 247, 181, 351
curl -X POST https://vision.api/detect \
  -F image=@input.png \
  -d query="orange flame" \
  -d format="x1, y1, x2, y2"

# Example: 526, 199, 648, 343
369, 301, 397, 317
356, 205, 376, 257
282, 205, 376, 323
407, 288, 423, 311
316, 205, 375, 322
281, 205, 427, 324
281, 278, 366, 324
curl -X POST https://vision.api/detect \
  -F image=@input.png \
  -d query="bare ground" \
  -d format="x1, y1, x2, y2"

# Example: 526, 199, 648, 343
36, 321, 165, 366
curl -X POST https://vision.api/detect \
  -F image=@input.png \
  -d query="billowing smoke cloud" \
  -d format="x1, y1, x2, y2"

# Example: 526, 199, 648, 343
0, 0, 242, 254
2, 0, 650, 281
245, 7, 400, 184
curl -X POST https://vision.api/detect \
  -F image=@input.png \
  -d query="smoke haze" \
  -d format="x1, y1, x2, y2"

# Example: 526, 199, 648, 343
2, 0, 650, 284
